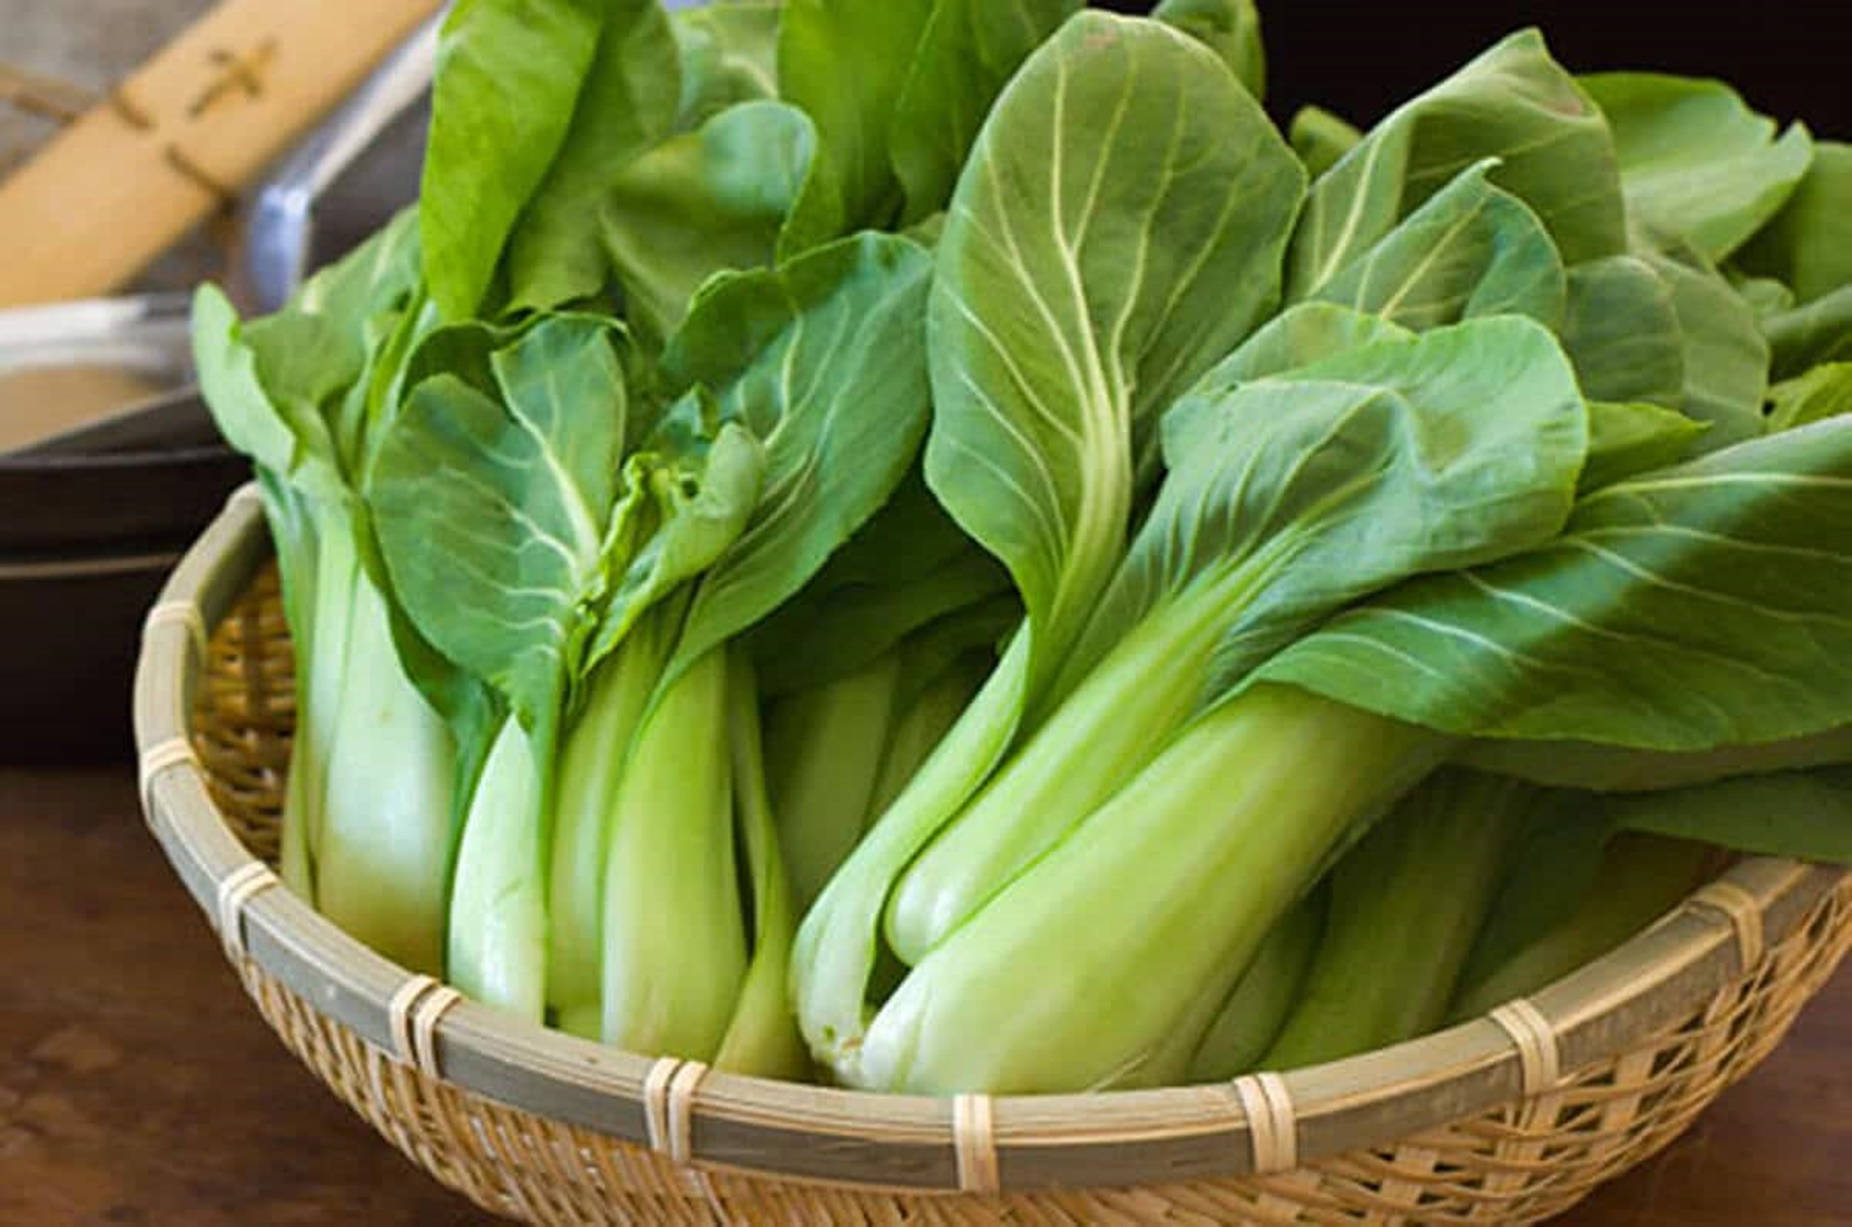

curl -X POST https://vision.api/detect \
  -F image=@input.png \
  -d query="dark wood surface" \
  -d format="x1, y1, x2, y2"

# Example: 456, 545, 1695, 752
3, 764, 1847, 1226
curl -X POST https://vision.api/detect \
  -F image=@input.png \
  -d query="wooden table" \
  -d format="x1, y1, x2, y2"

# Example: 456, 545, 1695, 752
4, 764, 1848, 1225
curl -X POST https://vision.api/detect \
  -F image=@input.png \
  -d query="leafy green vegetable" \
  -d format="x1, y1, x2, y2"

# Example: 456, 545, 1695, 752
1152, 0, 1265, 99
599, 100, 842, 342
192, 218, 460, 977
1186, 887, 1324, 1081
1768, 362, 1852, 430
887, 0, 1080, 225
1304, 161, 1565, 330
1255, 419, 1852, 748
924, 10, 1304, 695
420, 0, 601, 318
1289, 28, 1625, 301
671, 0, 782, 127
884, 315, 1589, 1022
778, 0, 934, 229
505, 0, 682, 311
369, 315, 642, 1017
1582, 73, 1811, 261
1262, 770, 1528, 1068
1557, 256, 1684, 410
856, 685, 1445, 1092
1289, 105, 1360, 179
791, 10, 1305, 1073
1735, 140, 1852, 303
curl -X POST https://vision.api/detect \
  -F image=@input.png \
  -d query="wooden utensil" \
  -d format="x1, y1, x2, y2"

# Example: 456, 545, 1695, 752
0, 0, 442, 309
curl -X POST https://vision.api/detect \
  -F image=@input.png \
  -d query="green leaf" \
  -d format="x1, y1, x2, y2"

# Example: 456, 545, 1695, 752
1255, 418, 1852, 750
1636, 233, 1769, 448
746, 465, 1012, 695
1306, 161, 1566, 331
1462, 726, 1852, 791
924, 10, 1304, 694
1168, 303, 1413, 417
1062, 316, 1590, 708
887, 0, 1080, 225
1557, 255, 1684, 410
1289, 29, 1624, 300
1582, 73, 1812, 262
778, 0, 934, 229
1732, 274, 1796, 316
1735, 140, 1852, 303
660, 233, 936, 679
192, 285, 350, 503
1768, 362, 1852, 431
753, 549, 1009, 698
1152, 0, 1265, 99
1289, 105, 1360, 179
1580, 400, 1707, 492
1612, 769, 1852, 863
290, 208, 425, 368
585, 418, 766, 669
672, 0, 782, 127
600, 100, 842, 342
1763, 286, 1852, 380
370, 316, 629, 730
505, 0, 683, 311
420, 0, 602, 318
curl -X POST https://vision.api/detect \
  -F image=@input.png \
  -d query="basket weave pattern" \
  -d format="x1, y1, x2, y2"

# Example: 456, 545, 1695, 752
184, 566, 1852, 1226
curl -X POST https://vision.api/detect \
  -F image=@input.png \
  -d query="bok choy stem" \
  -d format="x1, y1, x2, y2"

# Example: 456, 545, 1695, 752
712, 649, 810, 1078
601, 648, 747, 1058
1187, 886, 1326, 1082
765, 652, 901, 910
447, 713, 548, 1020
1261, 770, 1527, 1069
853, 685, 1448, 1093
866, 653, 992, 819
1450, 834, 1715, 1018
548, 603, 680, 1035
315, 561, 456, 976
882, 591, 1237, 964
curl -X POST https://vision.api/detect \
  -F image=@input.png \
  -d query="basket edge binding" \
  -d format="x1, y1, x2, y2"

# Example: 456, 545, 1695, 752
132, 483, 1852, 1195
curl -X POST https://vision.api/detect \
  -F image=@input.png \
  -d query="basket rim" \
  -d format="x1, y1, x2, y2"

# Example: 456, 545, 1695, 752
132, 483, 1851, 1195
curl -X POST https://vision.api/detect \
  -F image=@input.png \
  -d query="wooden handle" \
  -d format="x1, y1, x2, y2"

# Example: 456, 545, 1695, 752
0, 0, 442, 309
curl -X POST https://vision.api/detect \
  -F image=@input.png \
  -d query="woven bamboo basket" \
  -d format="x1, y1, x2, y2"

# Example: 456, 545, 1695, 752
134, 485, 1852, 1226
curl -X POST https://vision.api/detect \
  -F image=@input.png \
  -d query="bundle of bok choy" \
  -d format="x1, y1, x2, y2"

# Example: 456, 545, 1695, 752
190, 0, 1852, 1095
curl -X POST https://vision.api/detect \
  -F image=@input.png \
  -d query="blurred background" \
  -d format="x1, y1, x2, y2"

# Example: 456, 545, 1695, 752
4, 0, 218, 289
